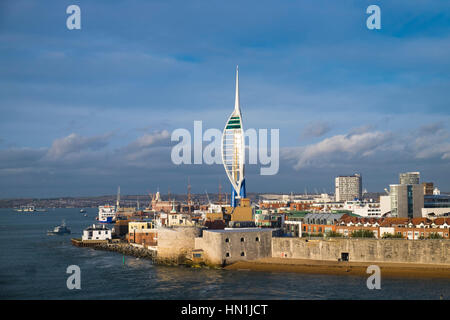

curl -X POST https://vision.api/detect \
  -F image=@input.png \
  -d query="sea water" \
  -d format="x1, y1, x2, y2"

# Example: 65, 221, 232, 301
0, 208, 449, 300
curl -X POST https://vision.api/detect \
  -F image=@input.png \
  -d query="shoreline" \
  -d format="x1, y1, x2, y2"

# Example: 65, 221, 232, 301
72, 239, 450, 279
224, 257, 450, 279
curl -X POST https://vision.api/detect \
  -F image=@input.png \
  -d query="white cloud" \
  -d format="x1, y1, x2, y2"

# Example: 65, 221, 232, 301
45, 133, 112, 160
284, 130, 392, 170
130, 130, 170, 148
300, 121, 330, 139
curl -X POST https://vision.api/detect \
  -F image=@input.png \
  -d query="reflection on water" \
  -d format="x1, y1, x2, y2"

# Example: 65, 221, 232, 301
0, 208, 449, 300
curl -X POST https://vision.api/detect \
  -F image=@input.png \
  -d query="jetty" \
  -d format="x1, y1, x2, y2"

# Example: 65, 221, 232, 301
71, 238, 157, 260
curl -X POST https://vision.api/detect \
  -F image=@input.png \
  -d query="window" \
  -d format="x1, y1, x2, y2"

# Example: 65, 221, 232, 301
225, 238, 229, 243
255, 237, 260, 242
240, 252, 245, 256
225, 252, 230, 257
240, 237, 245, 242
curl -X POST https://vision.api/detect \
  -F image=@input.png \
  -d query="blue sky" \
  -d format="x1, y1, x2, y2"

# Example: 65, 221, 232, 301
1, 0, 450, 198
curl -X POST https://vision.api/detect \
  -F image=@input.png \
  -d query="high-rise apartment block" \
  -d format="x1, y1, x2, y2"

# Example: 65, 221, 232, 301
399, 172, 420, 185
335, 174, 362, 202
389, 184, 424, 218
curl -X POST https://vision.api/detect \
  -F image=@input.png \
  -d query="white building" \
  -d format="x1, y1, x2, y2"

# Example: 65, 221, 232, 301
82, 224, 112, 241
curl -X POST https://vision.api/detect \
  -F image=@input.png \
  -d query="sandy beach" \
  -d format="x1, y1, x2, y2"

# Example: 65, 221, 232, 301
225, 257, 450, 279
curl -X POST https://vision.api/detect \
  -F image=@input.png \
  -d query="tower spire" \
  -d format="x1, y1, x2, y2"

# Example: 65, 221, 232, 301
234, 65, 240, 113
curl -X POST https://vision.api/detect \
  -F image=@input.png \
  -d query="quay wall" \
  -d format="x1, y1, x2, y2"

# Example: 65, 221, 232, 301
195, 229, 273, 265
272, 238, 450, 265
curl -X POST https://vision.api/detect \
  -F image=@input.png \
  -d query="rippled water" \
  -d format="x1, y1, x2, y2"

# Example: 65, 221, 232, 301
0, 208, 449, 300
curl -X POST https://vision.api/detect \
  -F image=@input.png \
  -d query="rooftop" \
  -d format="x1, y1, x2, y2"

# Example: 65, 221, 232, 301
206, 228, 275, 233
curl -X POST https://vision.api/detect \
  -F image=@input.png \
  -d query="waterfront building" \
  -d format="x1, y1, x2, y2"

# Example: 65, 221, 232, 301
334, 216, 450, 239
379, 217, 450, 239
112, 219, 129, 237
82, 224, 112, 241
301, 212, 345, 235
128, 221, 153, 233
128, 222, 157, 248
335, 174, 362, 202
389, 184, 424, 218
336, 216, 381, 238
399, 172, 420, 185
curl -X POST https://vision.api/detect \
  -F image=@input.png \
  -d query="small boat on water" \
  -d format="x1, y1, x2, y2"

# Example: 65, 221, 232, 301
80, 209, 86, 213
47, 221, 71, 235
14, 206, 47, 213
15, 205, 36, 212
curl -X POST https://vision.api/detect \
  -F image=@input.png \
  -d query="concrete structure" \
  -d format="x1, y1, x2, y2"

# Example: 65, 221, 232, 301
82, 224, 111, 241
389, 184, 424, 218
194, 228, 273, 265
399, 172, 420, 185
335, 174, 362, 202
272, 238, 450, 265
156, 226, 202, 262
379, 195, 391, 216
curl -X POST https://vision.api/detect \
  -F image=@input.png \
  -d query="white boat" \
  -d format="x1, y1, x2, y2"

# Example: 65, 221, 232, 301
98, 205, 116, 223
15, 206, 36, 212
47, 220, 71, 235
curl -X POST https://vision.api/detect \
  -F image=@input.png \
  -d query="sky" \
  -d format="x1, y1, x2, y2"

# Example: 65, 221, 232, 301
1, 0, 450, 198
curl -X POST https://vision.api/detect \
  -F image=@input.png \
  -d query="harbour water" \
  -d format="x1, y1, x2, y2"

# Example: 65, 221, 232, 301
0, 208, 449, 300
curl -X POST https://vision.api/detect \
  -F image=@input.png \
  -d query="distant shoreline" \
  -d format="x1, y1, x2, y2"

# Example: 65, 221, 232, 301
225, 257, 450, 279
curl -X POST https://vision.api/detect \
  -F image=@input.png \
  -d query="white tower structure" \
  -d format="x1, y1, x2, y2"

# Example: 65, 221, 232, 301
221, 66, 246, 207
116, 186, 120, 210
